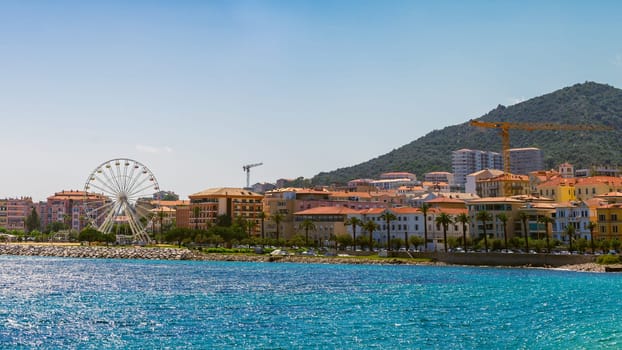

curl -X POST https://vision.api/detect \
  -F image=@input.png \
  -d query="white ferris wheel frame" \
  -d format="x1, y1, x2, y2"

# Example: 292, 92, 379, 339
83, 158, 160, 243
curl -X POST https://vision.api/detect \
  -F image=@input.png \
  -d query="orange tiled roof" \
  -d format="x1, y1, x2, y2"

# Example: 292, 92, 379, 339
426, 197, 465, 204
294, 206, 362, 215
467, 197, 524, 203
151, 200, 190, 206
576, 177, 622, 186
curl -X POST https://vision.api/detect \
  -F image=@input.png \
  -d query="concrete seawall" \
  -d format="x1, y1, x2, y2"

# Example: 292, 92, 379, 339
390, 251, 596, 267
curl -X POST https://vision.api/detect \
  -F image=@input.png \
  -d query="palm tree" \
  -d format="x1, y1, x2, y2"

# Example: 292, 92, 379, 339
565, 224, 576, 252
158, 208, 165, 235
538, 215, 554, 253
345, 216, 363, 251
476, 210, 492, 252
455, 213, 470, 252
258, 211, 267, 241
299, 219, 316, 246
587, 221, 596, 254
435, 213, 453, 252
421, 203, 430, 252
379, 211, 397, 250
246, 220, 257, 237
272, 213, 284, 243
519, 212, 529, 252
192, 206, 200, 230
363, 219, 379, 251
496, 213, 509, 251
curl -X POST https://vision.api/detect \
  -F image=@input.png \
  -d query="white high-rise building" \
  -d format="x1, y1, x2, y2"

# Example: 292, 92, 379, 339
509, 148, 544, 175
452, 149, 502, 191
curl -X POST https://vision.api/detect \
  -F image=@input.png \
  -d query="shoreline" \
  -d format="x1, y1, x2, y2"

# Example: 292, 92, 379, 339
0, 244, 608, 272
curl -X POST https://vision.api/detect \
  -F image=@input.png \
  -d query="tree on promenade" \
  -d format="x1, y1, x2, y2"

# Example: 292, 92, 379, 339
421, 203, 430, 252
538, 215, 555, 253
519, 212, 530, 252
345, 217, 363, 251
363, 220, 379, 251
565, 224, 576, 252
258, 211, 267, 241
192, 206, 200, 230
299, 219, 316, 246
271, 213, 284, 243
435, 213, 453, 253
455, 213, 470, 252
476, 211, 492, 252
379, 211, 397, 250
25, 208, 40, 233
496, 213, 509, 251
587, 221, 597, 253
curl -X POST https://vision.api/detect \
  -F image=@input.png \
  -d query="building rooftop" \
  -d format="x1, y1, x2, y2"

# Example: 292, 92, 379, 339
294, 206, 361, 215
190, 187, 262, 198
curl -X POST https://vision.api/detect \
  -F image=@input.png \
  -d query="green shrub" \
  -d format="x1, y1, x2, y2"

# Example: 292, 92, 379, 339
203, 247, 254, 254
596, 254, 621, 265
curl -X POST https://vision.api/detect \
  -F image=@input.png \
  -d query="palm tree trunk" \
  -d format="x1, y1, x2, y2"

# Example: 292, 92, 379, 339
462, 224, 467, 252
443, 227, 448, 253
503, 224, 508, 251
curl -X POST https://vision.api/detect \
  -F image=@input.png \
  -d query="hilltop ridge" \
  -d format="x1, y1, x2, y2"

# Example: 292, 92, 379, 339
312, 82, 622, 185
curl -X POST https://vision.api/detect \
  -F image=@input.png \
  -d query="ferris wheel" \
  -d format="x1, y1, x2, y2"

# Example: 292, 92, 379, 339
83, 158, 160, 243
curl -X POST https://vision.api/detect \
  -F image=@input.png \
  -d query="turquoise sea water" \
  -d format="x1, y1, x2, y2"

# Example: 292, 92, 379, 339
0, 256, 621, 349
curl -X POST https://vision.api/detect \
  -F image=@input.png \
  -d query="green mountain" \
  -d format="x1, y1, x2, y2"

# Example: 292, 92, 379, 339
312, 82, 622, 185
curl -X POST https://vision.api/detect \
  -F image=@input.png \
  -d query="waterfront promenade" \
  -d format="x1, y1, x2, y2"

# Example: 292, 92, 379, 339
0, 243, 608, 272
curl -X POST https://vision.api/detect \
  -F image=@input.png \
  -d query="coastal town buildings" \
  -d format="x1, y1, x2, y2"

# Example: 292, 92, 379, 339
452, 149, 503, 191
466, 197, 525, 242
35, 190, 108, 232
263, 188, 400, 240
553, 198, 602, 242
293, 206, 360, 246
476, 173, 531, 198
185, 187, 263, 234
0, 197, 33, 231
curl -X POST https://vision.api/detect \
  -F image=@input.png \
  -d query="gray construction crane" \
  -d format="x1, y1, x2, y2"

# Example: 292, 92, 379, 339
243, 162, 263, 188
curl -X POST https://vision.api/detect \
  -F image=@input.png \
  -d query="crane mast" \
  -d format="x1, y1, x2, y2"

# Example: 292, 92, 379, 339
242, 162, 263, 189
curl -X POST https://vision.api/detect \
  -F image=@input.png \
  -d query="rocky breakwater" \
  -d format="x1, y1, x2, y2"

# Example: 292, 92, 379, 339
0, 244, 203, 260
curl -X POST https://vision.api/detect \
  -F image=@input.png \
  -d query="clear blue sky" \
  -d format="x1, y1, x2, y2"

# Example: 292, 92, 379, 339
1, 0, 621, 201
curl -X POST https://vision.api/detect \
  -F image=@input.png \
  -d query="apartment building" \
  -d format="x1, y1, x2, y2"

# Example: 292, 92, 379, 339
508, 148, 544, 175
466, 197, 525, 241
554, 198, 602, 242
0, 197, 33, 231
36, 190, 107, 232
264, 188, 395, 240
476, 174, 530, 198
452, 149, 503, 191
424, 171, 454, 185
187, 187, 263, 234
293, 206, 359, 246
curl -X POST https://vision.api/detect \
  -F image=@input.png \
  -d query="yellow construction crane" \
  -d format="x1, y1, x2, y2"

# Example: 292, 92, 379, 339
469, 119, 613, 195
470, 119, 613, 175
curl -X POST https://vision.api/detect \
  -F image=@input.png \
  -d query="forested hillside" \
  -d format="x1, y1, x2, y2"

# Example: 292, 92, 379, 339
312, 82, 622, 185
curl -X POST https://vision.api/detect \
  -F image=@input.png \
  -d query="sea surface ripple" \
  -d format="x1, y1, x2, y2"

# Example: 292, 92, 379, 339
0, 255, 621, 349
